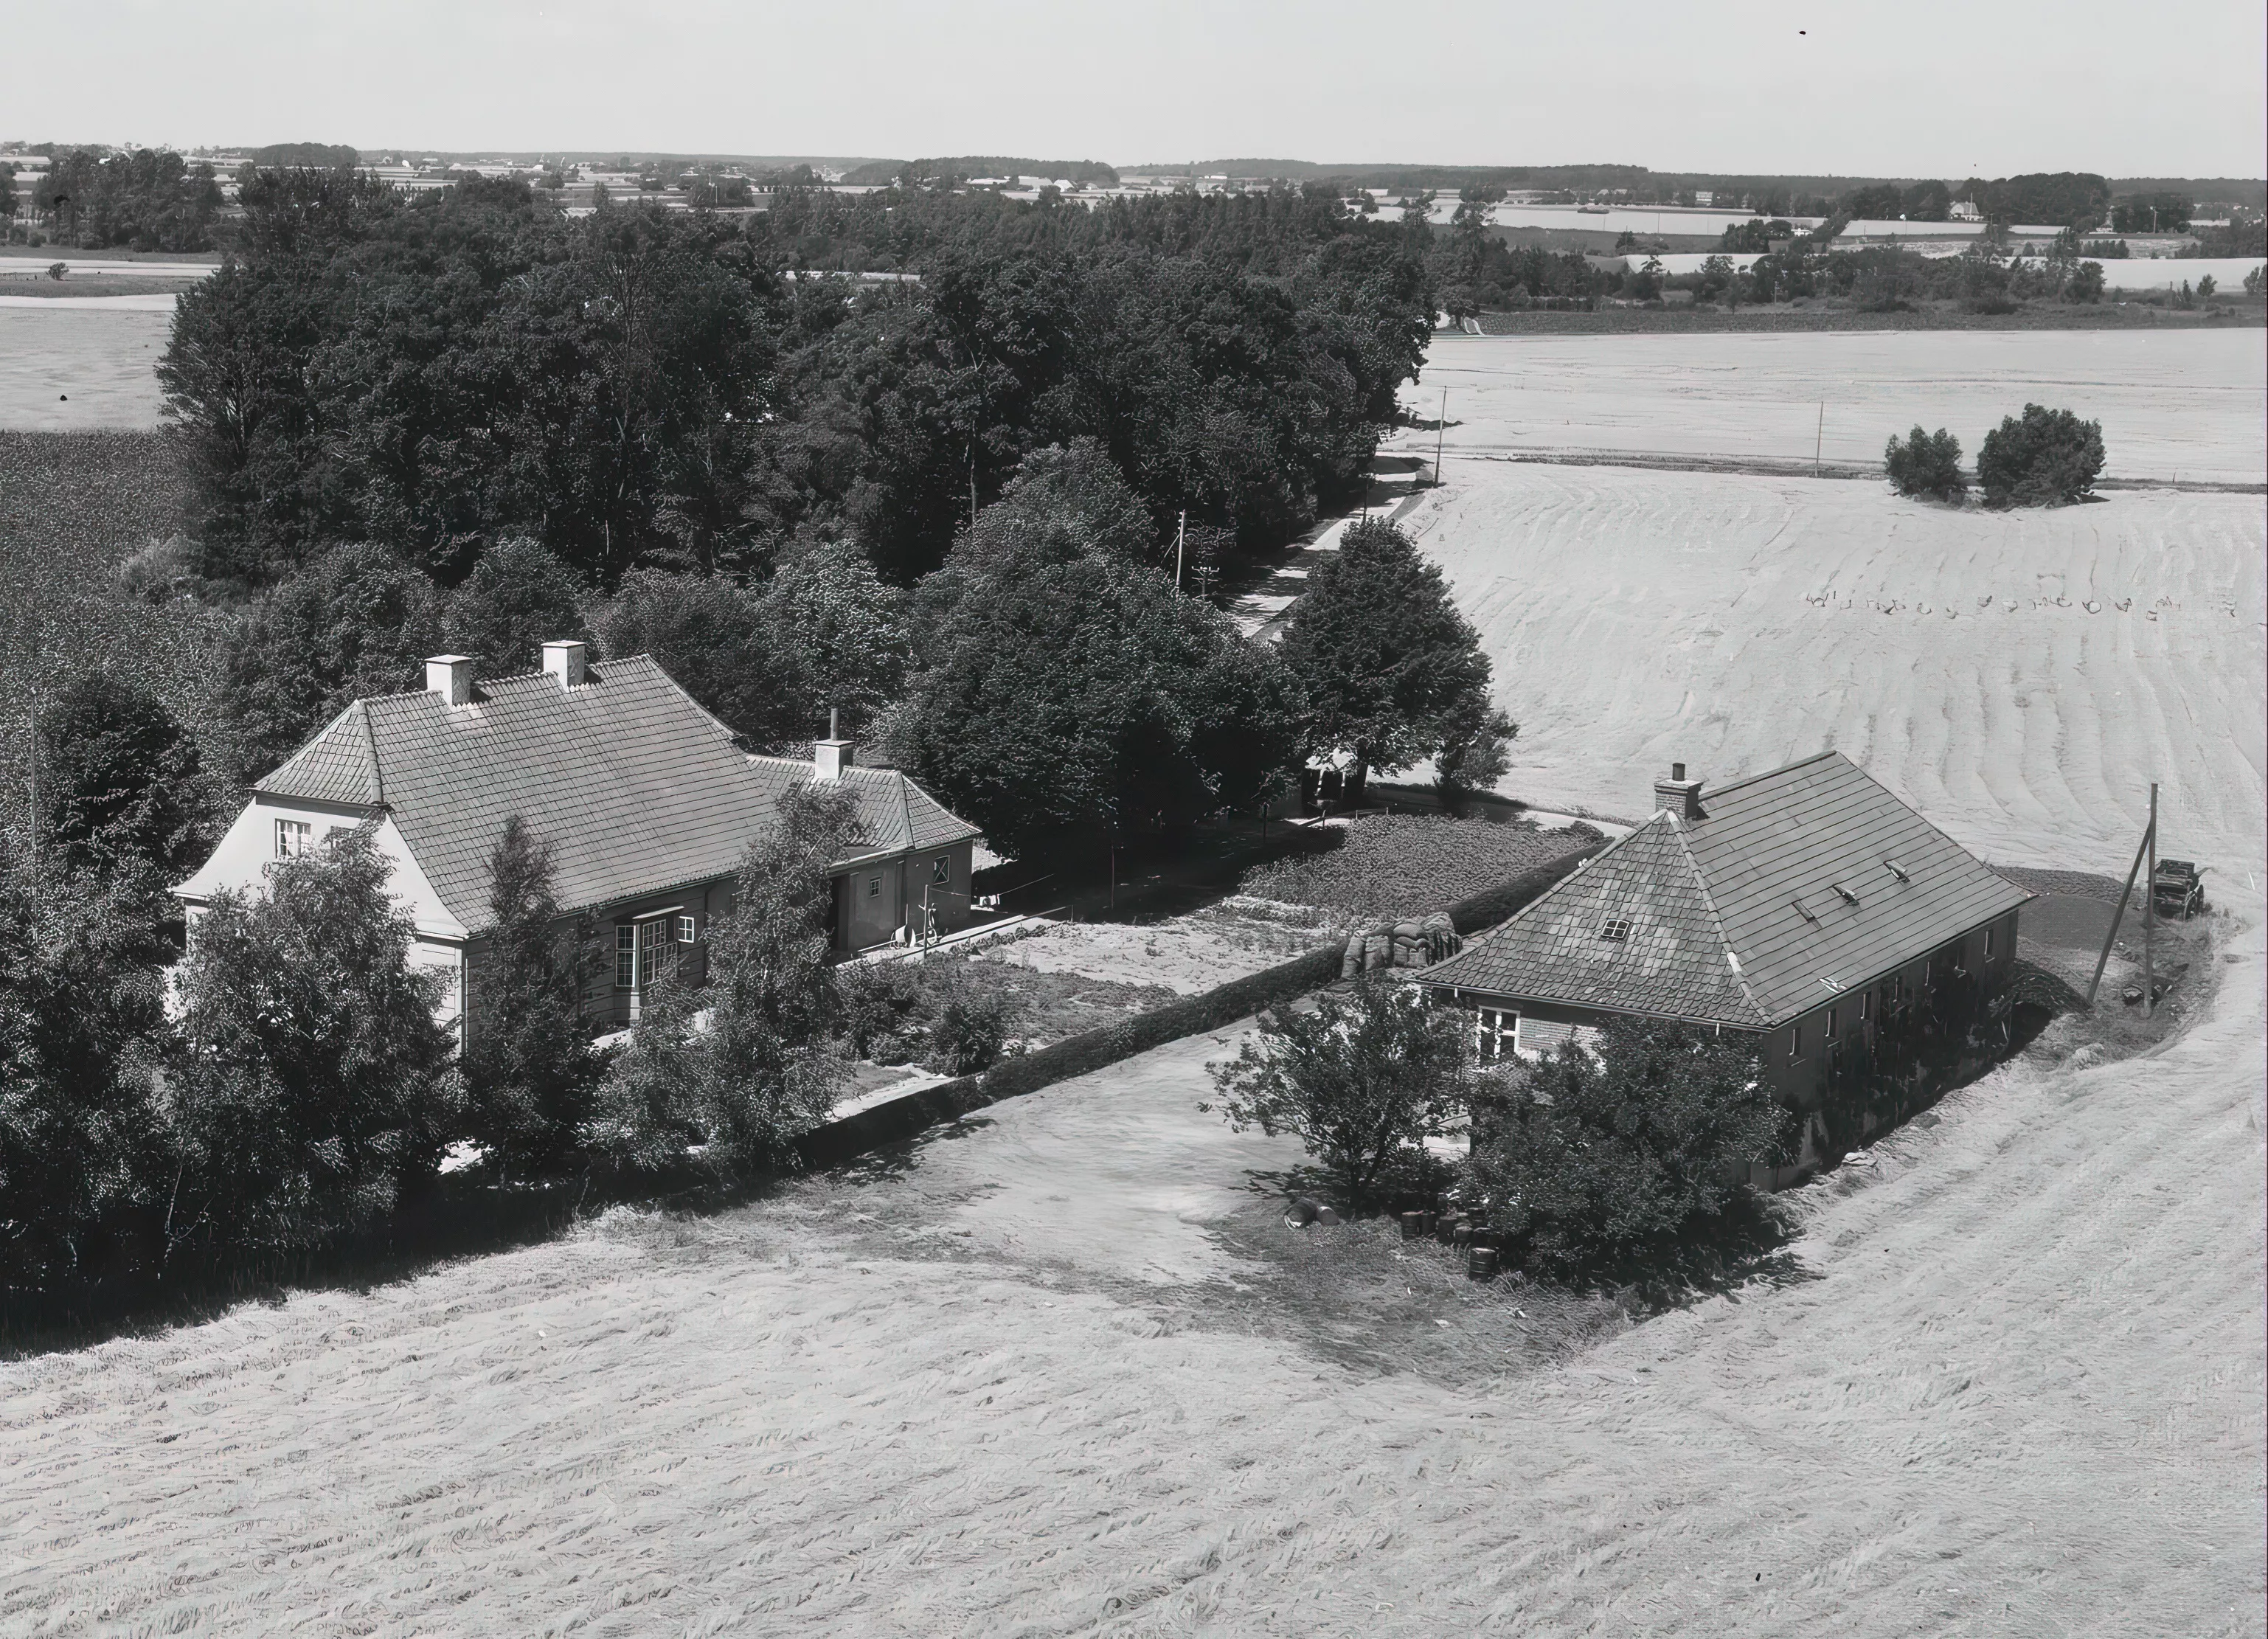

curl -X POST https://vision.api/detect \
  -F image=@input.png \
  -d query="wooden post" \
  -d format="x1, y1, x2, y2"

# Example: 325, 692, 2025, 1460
1435, 387, 1447, 487
2144, 783, 2157, 1015
2084, 817, 2154, 1010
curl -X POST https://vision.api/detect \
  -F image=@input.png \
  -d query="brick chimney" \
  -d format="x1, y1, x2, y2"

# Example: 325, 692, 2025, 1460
425, 654, 474, 707
542, 640, 587, 689
1654, 760, 1706, 820
814, 707, 854, 782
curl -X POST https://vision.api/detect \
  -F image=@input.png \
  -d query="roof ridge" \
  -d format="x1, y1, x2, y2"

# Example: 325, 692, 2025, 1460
1696, 747, 1845, 803
1666, 812, 1769, 1025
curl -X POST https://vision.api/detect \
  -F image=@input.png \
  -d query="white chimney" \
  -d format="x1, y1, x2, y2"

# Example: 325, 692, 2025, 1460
1654, 760, 1706, 821
425, 654, 474, 707
543, 640, 587, 689
814, 707, 854, 782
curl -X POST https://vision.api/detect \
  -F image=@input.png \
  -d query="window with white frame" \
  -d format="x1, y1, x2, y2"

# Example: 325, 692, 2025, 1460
1984, 925, 1995, 959
868, 875, 881, 898
677, 915, 698, 944
1789, 1022, 1804, 1061
639, 918, 673, 986
616, 924, 637, 989
932, 856, 951, 886
275, 818, 313, 858
1475, 1007, 1516, 1061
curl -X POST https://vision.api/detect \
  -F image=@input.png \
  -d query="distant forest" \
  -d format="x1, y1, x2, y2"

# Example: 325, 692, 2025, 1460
842, 157, 1121, 187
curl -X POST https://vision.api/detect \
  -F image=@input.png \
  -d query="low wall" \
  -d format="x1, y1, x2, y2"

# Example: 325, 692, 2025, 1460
794, 840, 1603, 1169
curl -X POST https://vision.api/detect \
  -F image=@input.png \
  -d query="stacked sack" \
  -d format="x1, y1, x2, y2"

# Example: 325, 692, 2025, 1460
1339, 910, 1461, 977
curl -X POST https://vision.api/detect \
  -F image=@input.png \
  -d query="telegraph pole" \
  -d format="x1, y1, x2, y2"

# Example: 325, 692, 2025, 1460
1176, 510, 1186, 590
1814, 402, 1824, 476
2144, 782, 2157, 1016
1435, 387, 1447, 488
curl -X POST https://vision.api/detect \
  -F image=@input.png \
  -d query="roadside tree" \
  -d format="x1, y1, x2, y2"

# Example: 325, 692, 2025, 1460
1278, 517, 1507, 786
1464, 1018, 1791, 1274
1203, 974, 1468, 1213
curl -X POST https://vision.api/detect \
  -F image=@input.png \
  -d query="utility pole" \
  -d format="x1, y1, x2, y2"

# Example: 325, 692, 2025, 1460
1435, 387, 1447, 488
1176, 510, 1185, 590
1814, 402, 1824, 476
2144, 782, 2157, 1016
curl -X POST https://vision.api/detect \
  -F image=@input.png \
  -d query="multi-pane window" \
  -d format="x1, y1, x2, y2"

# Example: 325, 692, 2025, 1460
677, 915, 698, 944
1598, 917, 1631, 942
932, 856, 951, 886
639, 918, 673, 986
868, 875, 882, 898
1475, 1007, 1517, 1061
616, 924, 637, 989
275, 818, 313, 858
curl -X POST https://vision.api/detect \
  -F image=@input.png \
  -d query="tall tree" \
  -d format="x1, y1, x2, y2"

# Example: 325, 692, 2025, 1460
215, 544, 443, 784
461, 818, 602, 1179
1277, 517, 1505, 781
443, 537, 591, 679
901, 552, 1300, 857
34, 671, 210, 884
589, 783, 860, 1174
755, 537, 913, 735
0, 859, 170, 1287
167, 827, 460, 1253
592, 568, 814, 749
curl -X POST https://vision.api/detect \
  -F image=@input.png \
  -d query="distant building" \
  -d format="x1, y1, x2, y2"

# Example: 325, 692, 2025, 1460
1693, 190, 1714, 207
1421, 752, 2030, 1182
1949, 200, 1982, 221
176, 646, 981, 1042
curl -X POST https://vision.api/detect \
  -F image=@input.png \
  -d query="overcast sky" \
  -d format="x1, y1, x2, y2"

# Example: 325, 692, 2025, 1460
13, 0, 2263, 178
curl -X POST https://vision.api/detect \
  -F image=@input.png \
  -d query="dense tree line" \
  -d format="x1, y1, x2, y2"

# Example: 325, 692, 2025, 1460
28, 148, 223, 251
162, 171, 1431, 589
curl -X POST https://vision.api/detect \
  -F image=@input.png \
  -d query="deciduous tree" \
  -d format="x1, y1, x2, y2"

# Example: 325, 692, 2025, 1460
1977, 403, 2106, 507
1203, 974, 1468, 1212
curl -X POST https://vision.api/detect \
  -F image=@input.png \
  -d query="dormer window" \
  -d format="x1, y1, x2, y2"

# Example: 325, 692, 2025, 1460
1599, 918, 1632, 942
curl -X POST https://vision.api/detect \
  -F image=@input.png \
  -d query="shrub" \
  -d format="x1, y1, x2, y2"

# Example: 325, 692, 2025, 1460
1203, 973, 1468, 1212
1883, 426, 1967, 502
1464, 1017, 1792, 1275
923, 972, 1010, 1076
1976, 403, 2106, 507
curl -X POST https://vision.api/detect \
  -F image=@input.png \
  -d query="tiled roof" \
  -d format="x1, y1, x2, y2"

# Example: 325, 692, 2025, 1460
253, 657, 978, 935
746, 756, 982, 862
1423, 752, 2031, 1030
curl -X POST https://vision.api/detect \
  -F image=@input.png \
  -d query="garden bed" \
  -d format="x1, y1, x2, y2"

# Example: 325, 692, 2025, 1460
1240, 814, 1598, 925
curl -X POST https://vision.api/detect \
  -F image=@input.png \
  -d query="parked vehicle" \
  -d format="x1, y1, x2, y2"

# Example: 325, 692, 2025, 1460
2151, 859, 2208, 919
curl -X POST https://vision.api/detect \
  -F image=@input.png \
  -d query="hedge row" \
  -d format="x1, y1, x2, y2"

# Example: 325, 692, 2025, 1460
794, 840, 1603, 1168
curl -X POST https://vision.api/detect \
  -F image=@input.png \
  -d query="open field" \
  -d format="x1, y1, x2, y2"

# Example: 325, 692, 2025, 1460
6, 929, 2259, 1634
0, 302, 175, 431
1395, 464, 2265, 873
1397, 328, 2267, 485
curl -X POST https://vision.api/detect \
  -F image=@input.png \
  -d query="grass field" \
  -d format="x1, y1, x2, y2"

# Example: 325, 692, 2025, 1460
1401, 328, 2267, 485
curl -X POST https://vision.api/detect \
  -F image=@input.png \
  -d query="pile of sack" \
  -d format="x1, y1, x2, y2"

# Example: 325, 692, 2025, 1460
1339, 910, 1460, 978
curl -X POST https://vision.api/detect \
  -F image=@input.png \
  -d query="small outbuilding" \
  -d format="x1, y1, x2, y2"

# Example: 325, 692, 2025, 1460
1421, 752, 2031, 1181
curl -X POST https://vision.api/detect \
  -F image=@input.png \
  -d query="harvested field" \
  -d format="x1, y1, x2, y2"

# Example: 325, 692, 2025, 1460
1241, 813, 1595, 923
6, 947, 2259, 1634
1396, 462, 2266, 875
1399, 328, 2266, 485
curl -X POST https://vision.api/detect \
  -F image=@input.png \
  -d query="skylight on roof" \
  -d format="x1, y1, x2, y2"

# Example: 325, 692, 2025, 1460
1831, 883, 1861, 907
1883, 858, 1912, 884
1792, 898, 1819, 924
1599, 918, 1632, 942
